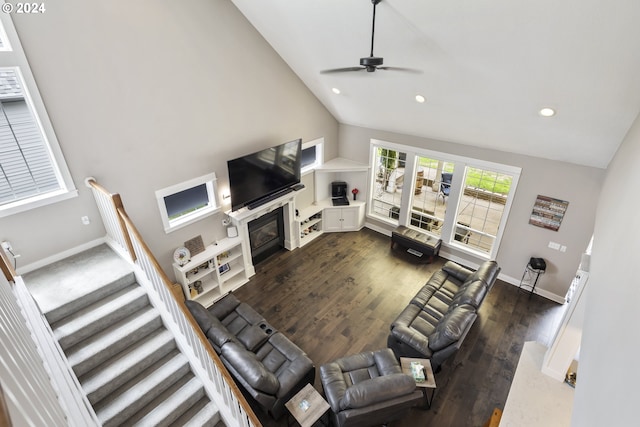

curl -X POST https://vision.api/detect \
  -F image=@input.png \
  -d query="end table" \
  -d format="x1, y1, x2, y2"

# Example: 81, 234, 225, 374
400, 357, 437, 409
285, 383, 330, 427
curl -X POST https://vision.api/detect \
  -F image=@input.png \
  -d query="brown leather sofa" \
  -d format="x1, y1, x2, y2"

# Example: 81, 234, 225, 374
186, 294, 315, 419
387, 260, 500, 371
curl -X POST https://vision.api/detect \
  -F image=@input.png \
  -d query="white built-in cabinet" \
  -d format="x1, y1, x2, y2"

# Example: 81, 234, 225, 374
320, 201, 366, 232
292, 158, 368, 246
172, 237, 249, 307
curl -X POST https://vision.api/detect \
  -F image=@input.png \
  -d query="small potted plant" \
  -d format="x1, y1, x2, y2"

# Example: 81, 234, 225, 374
352, 188, 359, 200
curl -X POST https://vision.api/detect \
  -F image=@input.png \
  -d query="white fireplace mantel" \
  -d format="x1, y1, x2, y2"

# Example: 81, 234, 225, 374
227, 191, 298, 277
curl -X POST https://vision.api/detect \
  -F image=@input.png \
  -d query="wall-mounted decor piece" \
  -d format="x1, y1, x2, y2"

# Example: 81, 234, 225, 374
529, 195, 569, 231
184, 235, 205, 257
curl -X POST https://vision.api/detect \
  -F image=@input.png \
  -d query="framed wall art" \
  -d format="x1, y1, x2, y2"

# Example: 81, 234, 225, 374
529, 195, 569, 231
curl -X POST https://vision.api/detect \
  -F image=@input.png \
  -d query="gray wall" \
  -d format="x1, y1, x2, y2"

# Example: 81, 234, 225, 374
339, 124, 603, 299
0, 0, 339, 275
572, 113, 640, 425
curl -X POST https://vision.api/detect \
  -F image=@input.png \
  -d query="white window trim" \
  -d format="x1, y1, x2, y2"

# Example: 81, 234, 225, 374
0, 11, 77, 217
301, 137, 324, 176
155, 173, 221, 234
368, 139, 521, 259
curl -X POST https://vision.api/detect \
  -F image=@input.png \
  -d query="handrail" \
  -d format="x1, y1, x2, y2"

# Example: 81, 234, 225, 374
85, 177, 137, 262
117, 210, 260, 427
0, 245, 16, 282
86, 178, 260, 427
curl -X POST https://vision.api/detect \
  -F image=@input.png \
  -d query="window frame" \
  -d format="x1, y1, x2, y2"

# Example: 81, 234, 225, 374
368, 139, 521, 259
0, 11, 77, 218
301, 137, 324, 175
155, 173, 221, 234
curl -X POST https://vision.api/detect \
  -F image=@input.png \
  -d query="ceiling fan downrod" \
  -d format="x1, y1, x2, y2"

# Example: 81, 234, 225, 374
362, 0, 383, 71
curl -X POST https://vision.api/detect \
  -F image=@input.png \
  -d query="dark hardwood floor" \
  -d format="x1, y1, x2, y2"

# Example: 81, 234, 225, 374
233, 228, 563, 427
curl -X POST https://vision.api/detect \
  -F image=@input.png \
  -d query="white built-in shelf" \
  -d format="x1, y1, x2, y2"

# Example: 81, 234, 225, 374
316, 157, 369, 172
173, 236, 249, 307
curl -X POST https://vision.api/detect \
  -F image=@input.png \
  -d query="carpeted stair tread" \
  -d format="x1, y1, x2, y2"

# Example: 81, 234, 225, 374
44, 271, 137, 325
95, 352, 191, 427
128, 376, 206, 427
175, 399, 222, 427
80, 329, 177, 405
53, 284, 149, 350
66, 306, 162, 377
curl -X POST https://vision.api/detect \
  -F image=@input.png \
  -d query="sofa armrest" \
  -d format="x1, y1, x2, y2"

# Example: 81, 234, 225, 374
339, 374, 416, 410
441, 261, 473, 283
390, 324, 432, 356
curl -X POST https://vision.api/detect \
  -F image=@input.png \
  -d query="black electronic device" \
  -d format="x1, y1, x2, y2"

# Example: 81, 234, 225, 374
228, 139, 302, 211
331, 181, 347, 198
331, 181, 349, 206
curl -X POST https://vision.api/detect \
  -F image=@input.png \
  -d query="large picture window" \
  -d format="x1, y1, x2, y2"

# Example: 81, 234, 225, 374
368, 140, 520, 258
0, 13, 76, 217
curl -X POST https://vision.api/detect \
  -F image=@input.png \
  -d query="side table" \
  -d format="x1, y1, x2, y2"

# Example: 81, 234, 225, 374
400, 357, 437, 409
285, 383, 330, 427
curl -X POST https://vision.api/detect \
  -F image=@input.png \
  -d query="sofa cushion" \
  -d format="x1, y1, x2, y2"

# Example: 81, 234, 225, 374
221, 342, 280, 395
450, 280, 487, 309
339, 374, 416, 410
428, 305, 476, 352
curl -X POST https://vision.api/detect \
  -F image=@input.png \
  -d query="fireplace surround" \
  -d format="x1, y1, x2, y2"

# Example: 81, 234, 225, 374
248, 207, 284, 265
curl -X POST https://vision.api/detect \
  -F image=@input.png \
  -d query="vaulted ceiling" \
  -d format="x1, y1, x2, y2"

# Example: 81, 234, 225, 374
232, 0, 640, 168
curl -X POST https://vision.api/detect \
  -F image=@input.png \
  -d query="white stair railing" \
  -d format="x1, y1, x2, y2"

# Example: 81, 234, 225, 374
0, 268, 99, 426
86, 178, 260, 427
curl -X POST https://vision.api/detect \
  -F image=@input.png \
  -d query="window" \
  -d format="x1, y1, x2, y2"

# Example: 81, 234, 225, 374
301, 138, 324, 174
155, 173, 220, 233
0, 13, 76, 217
369, 140, 520, 258
369, 145, 407, 224
454, 167, 514, 254
408, 156, 456, 238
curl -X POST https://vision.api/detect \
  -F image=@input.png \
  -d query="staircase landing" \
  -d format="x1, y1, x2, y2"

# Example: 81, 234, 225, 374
24, 244, 133, 317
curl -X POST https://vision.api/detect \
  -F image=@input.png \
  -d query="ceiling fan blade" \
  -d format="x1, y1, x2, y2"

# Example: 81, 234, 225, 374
320, 67, 366, 74
376, 66, 423, 74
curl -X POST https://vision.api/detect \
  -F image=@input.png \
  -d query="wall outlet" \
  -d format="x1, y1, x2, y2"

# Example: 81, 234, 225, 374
560, 245, 567, 253
81, 216, 91, 225
548, 241, 561, 250
1, 241, 12, 251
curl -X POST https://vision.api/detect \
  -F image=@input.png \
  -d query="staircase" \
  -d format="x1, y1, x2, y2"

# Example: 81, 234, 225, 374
28, 246, 224, 426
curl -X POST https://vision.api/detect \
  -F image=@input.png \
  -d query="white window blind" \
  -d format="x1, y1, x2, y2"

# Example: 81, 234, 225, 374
0, 70, 60, 204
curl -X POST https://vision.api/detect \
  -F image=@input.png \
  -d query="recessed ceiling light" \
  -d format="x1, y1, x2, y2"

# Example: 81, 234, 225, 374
332, 87, 341, 95
539, 107, 556, 117
415, 95, 426, 103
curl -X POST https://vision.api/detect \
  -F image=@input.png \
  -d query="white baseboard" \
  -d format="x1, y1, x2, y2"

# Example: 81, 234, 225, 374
498, 272, 566, 304
17, 237, 106, 275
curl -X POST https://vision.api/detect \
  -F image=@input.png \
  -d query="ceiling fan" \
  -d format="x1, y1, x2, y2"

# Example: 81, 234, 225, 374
321, 0, 419, 74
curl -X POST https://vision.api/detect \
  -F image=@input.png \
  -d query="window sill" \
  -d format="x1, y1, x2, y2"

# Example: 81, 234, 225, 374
0, 188, 78, 218
163, 205, 221, 234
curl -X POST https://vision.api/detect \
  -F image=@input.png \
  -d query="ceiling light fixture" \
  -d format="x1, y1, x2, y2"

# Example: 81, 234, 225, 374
539, 107, 556, 117
415, 95, 426, 103
332, 87, 341, 95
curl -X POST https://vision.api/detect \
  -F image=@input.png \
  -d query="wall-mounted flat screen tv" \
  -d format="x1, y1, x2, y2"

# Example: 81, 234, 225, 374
228, 139, 301, 211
